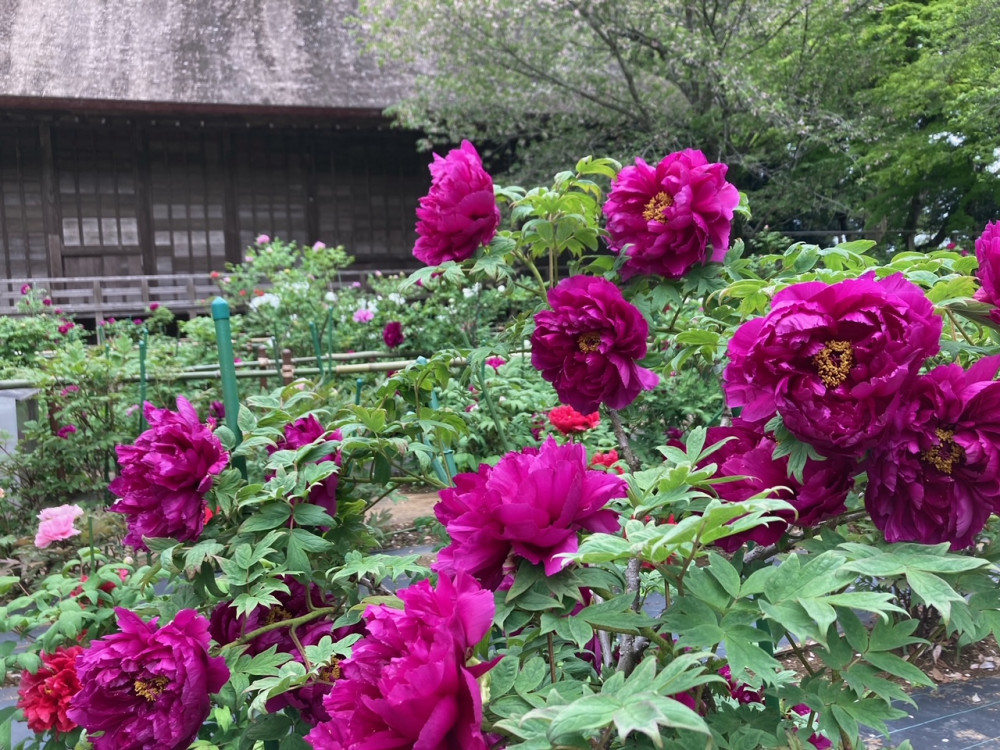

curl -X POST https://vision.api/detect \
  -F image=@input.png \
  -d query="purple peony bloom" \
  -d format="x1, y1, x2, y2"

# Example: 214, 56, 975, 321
67, 608, 229, 750
307, 573, 496, 750
700, 419, 854, 553
57, 424, 77, 439
724, 273, 942, 457
864, 355, 1000, 549
109, 396, 229, 549
434, 438, 625, 588
413, 140, 500, 266
974, 221, 1000, 323
269, 415, 342, 519
532, 275, 659, 413
382, 321, 405, 349
603, 149, 740, 280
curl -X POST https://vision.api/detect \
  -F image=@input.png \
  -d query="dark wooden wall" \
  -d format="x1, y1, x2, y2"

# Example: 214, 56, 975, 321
0, 116, 431, 280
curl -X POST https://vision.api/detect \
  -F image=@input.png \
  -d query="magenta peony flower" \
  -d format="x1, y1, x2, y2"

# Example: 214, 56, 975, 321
413, 140, 500, 266
700, 419, 854, 553
434, 438, 626, 588
149, 302, 159, 311
382, 321, 405, 349
603, 149, 740, 280
724, 273, 942, 456
532, 275, 659, 413
974, 221, 1000, 323
109, 396, 229, 549
35, 504, 84, 548
17, 646, 83, 734
485, 356, 506, 371
67, 608, 229, 750
268, 415, 342, 519
864, 355, 1000, 549
307, 573, 496, 750
20, 283, 31, 294
57, 424, 77, 439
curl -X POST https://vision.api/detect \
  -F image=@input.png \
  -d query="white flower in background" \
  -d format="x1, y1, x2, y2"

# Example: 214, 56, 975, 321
325, 291, 338, 303
462, 283, 482, 299
291, 282, 309, 292
497, 285, 506, 293
250, 293, 280, 310
388, 292, 405, 305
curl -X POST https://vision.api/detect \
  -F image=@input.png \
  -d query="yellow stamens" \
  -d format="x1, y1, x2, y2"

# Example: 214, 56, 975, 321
578, 332, 602, 353
813, 340, 854, 388
134, 675, 168, 702
643, 192, 674, 222
921, 428, 964, 475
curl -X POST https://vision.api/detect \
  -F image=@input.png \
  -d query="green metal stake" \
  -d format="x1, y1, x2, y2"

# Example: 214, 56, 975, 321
212, 297, 248, 479
355, 377, 364, 406
326, 308, 334, 372
310, 321, 324, 381
138, 328, 149, 432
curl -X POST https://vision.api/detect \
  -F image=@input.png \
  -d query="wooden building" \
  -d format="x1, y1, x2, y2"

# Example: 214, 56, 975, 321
0, 0, 430, 316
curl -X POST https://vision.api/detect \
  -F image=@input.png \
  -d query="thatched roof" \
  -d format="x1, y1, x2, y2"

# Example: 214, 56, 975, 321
0, 0, 411, 112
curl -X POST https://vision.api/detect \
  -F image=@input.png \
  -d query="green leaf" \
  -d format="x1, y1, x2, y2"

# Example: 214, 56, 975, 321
240, 503, 292, 532
905, 569, 964, 622
514, 657, 548, 696
488, 655, 519, 699
291, 503, 336, 527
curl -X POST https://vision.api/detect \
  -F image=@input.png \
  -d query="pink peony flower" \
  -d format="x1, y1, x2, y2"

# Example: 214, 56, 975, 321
67, 608, 229, 750
974, 221, 1000, 323
313, 241, 327, 250
58, 323, 73, 335
532, 275, 659, 413
864, 355, 1000, 549
35, 504, 84, 548
603, 149, 740, 280
307, 573, 496, 749
434, 438, 626, 588
109, 396, 229, 549
61, 385, 80, 397
700, 419, 854, 553
548, 405, 600, 435
413, 140, 500, 266
256, 234, 270, 244
353, 308, 374, 323
724, 273, 941, 457
17, 646, 84, 734
382, 321, 405, 349
149, 302, 159, 311
485, 356, 506, 371
268, 415, 342, 520
20, 283, 31, 294
42, 297, 52, 306
57, 424, 77, 439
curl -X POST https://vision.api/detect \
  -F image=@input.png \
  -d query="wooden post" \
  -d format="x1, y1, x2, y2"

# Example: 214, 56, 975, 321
222, 131, 241, 265
132, 125, 156, 275
281, 349, 294, 385
258, 345, 270, 390
38, 122, 64, 278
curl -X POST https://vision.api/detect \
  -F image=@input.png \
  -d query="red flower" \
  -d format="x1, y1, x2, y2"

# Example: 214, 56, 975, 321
18, 646, 84, 734
549, 405, 600, 435
590, 449, 624, 474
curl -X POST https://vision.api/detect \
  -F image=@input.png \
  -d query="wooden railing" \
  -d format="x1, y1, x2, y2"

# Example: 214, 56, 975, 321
0, 269, 398, 318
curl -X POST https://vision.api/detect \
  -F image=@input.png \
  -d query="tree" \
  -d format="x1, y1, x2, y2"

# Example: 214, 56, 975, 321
357, 0, 1000, 248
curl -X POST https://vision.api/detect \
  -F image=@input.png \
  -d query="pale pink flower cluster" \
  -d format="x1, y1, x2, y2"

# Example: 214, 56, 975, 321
35, 505, 84, 548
